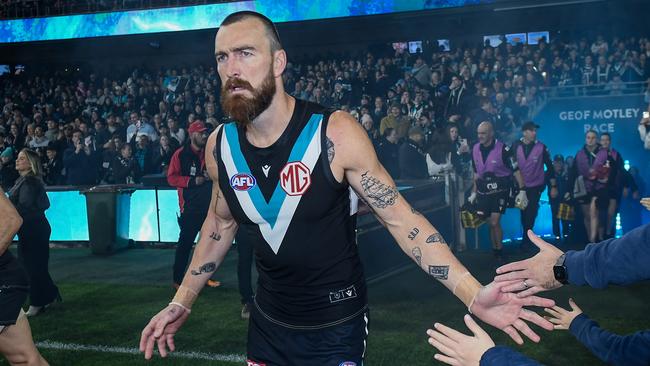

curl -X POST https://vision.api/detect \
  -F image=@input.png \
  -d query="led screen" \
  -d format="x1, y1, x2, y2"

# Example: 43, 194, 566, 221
0, 0, 493, 44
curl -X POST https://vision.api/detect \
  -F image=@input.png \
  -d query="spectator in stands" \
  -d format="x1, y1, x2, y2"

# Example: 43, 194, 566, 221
152, 134, 176, 175
43, 144, 63, 186
130, 133, 154, 175
111, 144, 141, 184
168, 118, 186, 146
360, 113, 380, 148
399, 126, 428, 179
377, 127, 400, 179
380, 104, 410, 140
62, 130, 98, 185
0, 146, 18, 191
126, 113, 158, 142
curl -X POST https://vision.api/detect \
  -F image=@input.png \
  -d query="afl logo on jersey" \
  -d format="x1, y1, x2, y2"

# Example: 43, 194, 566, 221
280, 161, 311, 196
230, 173, 256, 191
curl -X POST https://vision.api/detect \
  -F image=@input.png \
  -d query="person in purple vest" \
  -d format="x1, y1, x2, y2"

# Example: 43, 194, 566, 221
511, 122, 557, 250
599, 132, 635, 240
568, 130, 609, 243
468, 122, 526, 260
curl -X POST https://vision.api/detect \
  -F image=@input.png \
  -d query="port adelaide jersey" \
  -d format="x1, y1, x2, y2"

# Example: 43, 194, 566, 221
216, 99, 367, 328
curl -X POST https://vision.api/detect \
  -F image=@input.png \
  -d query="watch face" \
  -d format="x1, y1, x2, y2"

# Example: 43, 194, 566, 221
554, 266, 567, 283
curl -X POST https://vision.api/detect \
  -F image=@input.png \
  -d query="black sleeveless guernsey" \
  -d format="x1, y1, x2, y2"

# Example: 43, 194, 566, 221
216, 99, 367, 329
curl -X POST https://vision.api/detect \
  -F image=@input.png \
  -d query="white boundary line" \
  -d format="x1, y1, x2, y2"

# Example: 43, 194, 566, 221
36, 340, 246, 363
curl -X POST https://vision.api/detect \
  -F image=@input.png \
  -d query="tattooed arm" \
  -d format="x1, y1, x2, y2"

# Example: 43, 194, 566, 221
328, 111, 479, 301
327, 111, 554, 345
140, 128, 238, 359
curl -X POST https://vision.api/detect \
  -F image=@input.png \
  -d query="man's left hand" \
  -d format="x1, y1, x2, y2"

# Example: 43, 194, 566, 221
494, 230, 565, 297
550, 187, 558, 199
470, 281, 555, 344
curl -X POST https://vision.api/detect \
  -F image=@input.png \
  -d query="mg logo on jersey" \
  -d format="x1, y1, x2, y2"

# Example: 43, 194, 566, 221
230, 173, 256, 191
280, 161, 311, 196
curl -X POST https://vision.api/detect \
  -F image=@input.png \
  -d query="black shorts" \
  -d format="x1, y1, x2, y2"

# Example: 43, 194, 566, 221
0, 251, 29, 327
576, 189, 609, 209
476, 191, 509, 217
247, 301, 369, 366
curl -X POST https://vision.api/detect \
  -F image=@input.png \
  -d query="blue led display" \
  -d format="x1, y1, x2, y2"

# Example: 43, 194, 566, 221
0, 0, 492, 44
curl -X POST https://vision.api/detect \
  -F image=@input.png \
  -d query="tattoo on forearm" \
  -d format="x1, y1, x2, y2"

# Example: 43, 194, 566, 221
428, 265, 449, 280
190, 262, 217, 276
412, 247, 422, 266
411, 207, 422, 216
426, 233, 446, 244
168, 307, 177, 314
360, 171, 398, 209
209, 232, 221, 241
326, 137, 335, 164
408, 228, 420, 240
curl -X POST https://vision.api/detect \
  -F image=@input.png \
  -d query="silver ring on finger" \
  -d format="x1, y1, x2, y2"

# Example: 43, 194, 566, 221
523, 280, 529, 289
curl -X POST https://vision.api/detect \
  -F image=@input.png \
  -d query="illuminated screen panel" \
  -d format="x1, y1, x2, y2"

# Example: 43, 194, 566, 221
0, 0, 493, 44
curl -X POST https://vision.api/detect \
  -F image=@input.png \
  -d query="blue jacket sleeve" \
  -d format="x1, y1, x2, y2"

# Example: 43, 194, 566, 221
480, 346, 543, 366
569, 313, 650, 366
565, 223, 650, 288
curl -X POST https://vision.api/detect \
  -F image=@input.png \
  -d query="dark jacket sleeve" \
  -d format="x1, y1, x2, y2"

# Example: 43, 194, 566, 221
569, 313, 650, 366
479, 346, 542, 366
167, 148, 192, 188
543, 145, 555, 180
565, 223, 650, 288
398, 143, 428, 179
13, 177, 50, 220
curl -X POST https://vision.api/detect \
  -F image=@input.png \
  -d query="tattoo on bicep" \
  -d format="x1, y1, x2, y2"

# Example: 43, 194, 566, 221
326, 137, 335, 164
209, 232, 221, 241
412, 247, 422, 266
426, 233, 446, 245
190, 262, 217, 276
428, 265, 449, 280
360, 171, 398, 209
408, 228, 419, 240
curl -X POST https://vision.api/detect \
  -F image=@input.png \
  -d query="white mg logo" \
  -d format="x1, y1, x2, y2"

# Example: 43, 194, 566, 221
280, 161, 311, 196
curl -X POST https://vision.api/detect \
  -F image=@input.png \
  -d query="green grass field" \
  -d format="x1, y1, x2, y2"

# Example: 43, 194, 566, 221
2, 246, 649, 366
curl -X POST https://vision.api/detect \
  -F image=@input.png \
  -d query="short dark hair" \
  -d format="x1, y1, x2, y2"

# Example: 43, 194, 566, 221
601, 132, 611, 139
220, 11, 282, 53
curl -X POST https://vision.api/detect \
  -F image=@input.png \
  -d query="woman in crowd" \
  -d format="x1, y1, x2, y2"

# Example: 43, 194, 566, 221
8, 149, 60, 317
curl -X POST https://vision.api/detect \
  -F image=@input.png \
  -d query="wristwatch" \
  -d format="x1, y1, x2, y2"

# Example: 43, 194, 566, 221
553, 253, 568, 284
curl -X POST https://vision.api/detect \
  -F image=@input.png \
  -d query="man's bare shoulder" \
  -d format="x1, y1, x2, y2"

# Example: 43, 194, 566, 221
327, 110, 377, 168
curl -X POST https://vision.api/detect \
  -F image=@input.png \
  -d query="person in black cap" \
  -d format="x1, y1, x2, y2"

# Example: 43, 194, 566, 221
166, 121, 220, 289
511, 122, 556, 250
42, 143, 63, 186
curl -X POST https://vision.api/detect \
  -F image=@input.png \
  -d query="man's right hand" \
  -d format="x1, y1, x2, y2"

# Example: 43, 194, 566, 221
139, 304, 190, 359
195, 176, 205, 186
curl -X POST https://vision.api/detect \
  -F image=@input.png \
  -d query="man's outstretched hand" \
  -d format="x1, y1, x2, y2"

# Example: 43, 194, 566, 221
494, 230, 565, 297
470, 281, 555, 344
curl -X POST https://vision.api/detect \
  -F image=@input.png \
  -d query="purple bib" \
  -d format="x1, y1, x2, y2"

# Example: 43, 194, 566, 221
517, 141, 545, 188
575, 146, 608, 192
473, 140, 512, 180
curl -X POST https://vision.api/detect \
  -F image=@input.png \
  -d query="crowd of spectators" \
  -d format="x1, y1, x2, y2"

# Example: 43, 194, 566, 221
1, 34, 650, 188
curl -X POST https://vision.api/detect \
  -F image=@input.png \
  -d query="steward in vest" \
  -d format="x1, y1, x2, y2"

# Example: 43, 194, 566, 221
468, 121, 526, 260
511, 122, 556, 250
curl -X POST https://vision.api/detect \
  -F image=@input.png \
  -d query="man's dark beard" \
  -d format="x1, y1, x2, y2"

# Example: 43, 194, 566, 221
220, 67, 276, 127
